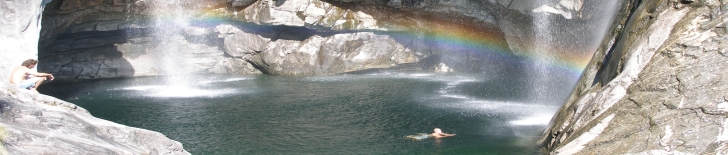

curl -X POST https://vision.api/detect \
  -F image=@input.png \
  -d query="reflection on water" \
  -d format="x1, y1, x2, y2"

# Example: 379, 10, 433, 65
40, 72, 574, 155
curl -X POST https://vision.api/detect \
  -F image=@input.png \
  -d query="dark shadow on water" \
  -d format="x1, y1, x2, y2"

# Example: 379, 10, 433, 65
37, 77, 132, 101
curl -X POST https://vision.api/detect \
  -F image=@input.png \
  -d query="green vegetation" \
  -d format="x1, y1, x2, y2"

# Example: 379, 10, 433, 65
0, 126, 8, 155
0, 126, 7, 142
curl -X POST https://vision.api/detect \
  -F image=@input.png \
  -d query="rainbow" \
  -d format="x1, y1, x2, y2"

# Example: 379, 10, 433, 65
399, 20, 594, 77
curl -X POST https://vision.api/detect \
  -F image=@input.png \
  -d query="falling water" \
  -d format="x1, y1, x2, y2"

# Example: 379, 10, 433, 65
529, 11, 553, 105
148, 0, 204, 80
506, 0, 622, 126
525, 0, 621, 105
139, 0, 212, 96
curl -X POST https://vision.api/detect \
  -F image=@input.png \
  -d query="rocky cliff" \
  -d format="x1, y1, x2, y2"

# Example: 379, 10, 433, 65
540, 0, 728, 154
35, 0, 612, 82
36, 0, 432, 81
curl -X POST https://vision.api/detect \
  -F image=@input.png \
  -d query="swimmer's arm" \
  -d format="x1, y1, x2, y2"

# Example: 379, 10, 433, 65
438, 133, 456, 137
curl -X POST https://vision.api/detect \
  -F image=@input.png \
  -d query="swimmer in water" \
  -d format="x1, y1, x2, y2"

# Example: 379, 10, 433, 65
430, 128, 456, 138
405, 128, 456, 140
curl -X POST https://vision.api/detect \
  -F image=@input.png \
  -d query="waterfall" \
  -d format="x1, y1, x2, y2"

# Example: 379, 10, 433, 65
135, 0, 213, 97
528, 12, 553, 105
525, 0, 621, 105
151, 0, 190, 74
147, 0, 204, 85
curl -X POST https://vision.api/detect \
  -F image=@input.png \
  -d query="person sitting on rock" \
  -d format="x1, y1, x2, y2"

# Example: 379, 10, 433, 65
9, 59, 54, 93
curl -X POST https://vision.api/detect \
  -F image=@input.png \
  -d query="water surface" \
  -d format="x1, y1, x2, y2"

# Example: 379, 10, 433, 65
41, 72, 572, 154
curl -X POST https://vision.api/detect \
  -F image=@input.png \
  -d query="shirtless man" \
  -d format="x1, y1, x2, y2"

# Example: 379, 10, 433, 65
430, 128, 456, 138
9, 59, 54, 92
405, 128, 456, 140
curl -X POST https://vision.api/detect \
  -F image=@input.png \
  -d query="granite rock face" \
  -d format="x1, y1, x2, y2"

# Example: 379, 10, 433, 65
39, 0, 435, 81
0, 82, 190, 155
38, 0, 262, 81
239, 0, 383, 30
217, 24, 422, 75
541, 0, 728, 154
37, 0, 610, 81
0, 0, 49, 81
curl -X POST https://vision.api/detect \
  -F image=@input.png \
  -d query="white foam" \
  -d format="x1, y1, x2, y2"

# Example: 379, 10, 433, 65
453, 77, 479, 83
432, 99, 558, 116
409, 73, 434, 77
116, 85, 165, 91
303, 76, 358, 82
116, 85, 239, 98
148, 86, 238, 98
441, 94, 471, 99
199, 78, 251, 84
510, 113, 553, 126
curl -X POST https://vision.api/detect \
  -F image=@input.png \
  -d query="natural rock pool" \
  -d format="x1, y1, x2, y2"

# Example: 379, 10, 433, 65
40, 71, 574, 154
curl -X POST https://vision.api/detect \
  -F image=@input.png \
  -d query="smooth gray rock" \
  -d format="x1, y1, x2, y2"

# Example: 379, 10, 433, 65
217, 25, 270, 57
266, 32, 419, 75
216, 24, 422, 75
38, 28, 253, 81
0, 81, 190, 155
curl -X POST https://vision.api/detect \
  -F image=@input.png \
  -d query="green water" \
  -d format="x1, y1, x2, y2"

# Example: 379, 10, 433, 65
42, 72, 572, 154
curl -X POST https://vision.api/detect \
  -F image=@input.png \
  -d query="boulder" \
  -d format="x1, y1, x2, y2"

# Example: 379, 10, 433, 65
216, 24, 423, 75
0, 81, 190, 155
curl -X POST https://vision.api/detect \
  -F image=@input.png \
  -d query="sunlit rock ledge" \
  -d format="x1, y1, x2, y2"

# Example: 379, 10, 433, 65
540, 0, 728, 154
0, 81, 189, 154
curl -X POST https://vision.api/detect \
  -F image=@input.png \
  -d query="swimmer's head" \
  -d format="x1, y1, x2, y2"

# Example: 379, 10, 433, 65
433, 128, 442, 133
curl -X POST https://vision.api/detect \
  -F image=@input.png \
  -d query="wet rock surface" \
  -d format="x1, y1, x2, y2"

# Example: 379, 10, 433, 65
541, 0, 728, 154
